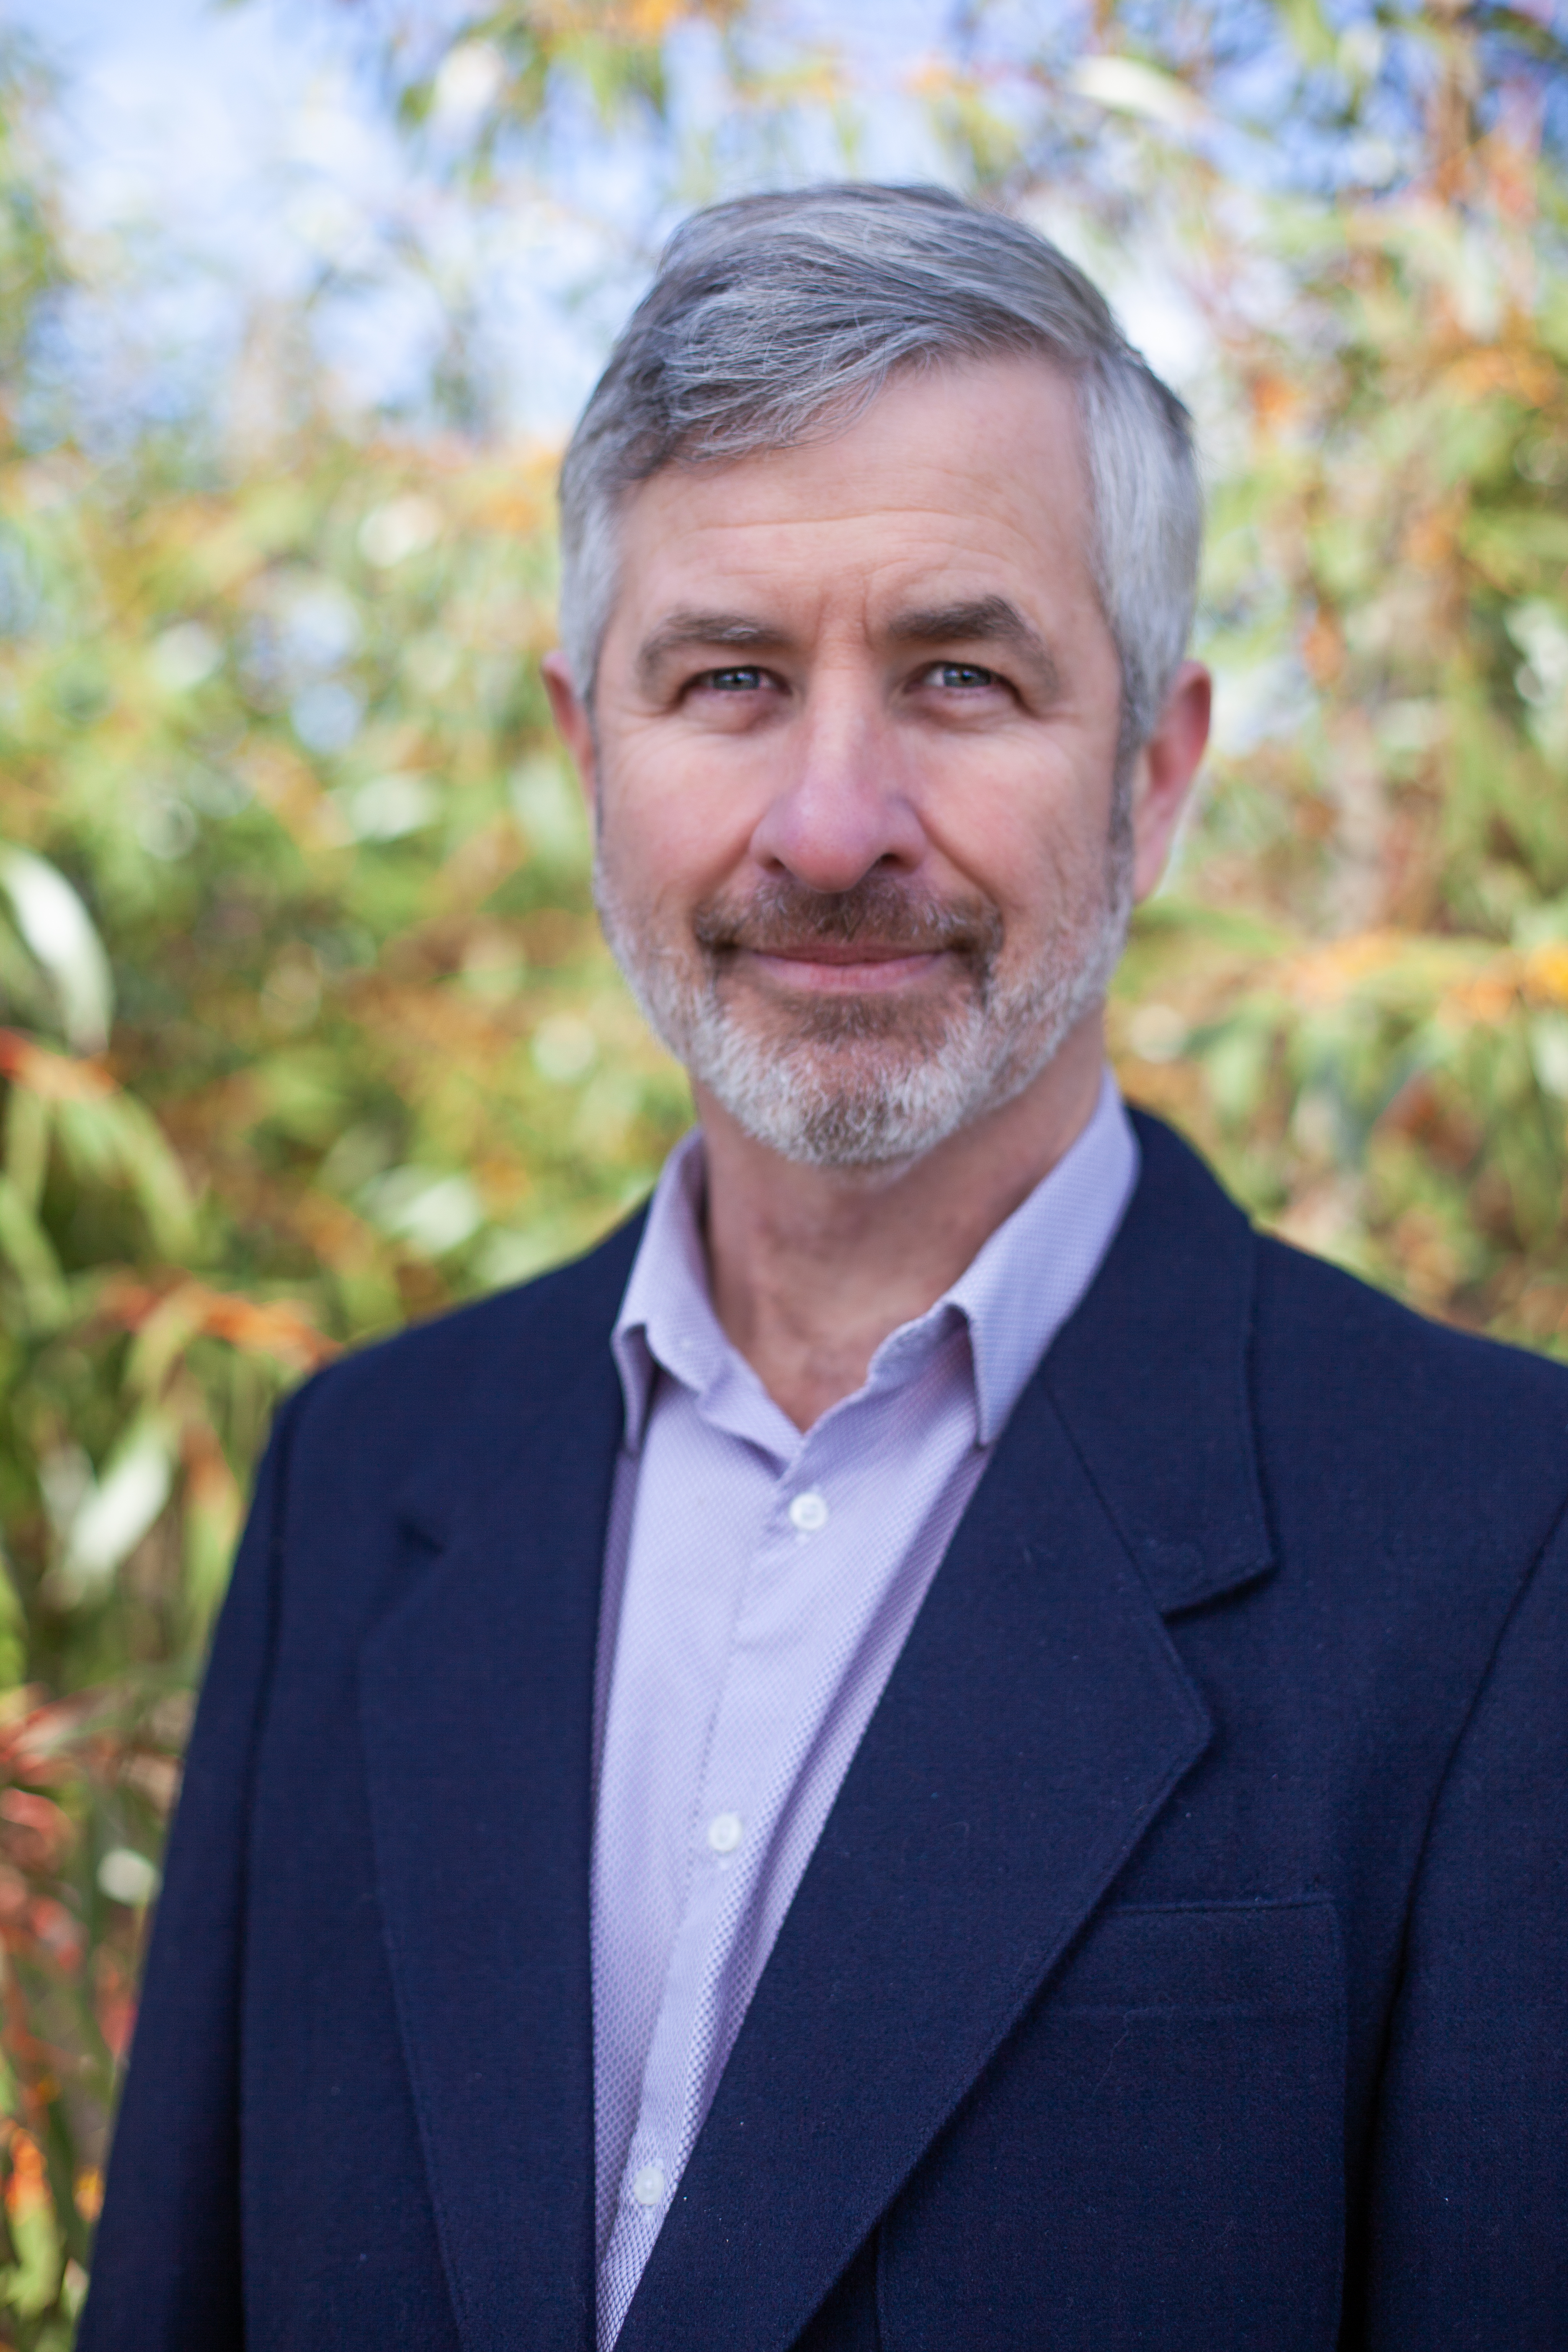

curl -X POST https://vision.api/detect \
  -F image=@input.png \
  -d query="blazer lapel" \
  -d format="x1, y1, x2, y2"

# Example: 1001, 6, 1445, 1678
358, 1233, 637, 2352
1044, 1109, 1275, 1614
617, 1111, 1275, 2352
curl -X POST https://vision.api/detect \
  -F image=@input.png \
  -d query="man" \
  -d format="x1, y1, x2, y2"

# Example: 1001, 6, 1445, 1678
83, 186, 1566, 2350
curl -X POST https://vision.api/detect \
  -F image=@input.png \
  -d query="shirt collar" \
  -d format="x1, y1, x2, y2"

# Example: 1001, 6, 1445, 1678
611, 1130, 727, 1453
941, 1067, 1137, 1440
612, 1069, 1138, 1453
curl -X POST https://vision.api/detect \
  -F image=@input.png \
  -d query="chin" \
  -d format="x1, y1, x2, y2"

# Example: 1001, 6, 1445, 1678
693, 1019, 1061, 1172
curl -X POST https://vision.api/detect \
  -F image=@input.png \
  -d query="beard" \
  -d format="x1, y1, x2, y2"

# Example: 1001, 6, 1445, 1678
594, 831, 1131, 1173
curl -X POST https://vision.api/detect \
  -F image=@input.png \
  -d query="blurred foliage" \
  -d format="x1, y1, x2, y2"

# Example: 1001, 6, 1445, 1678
0, 16, 696, 2330
1, 0, 1567, 2334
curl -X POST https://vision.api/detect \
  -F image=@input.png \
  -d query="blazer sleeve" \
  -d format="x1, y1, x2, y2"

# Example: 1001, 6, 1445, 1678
78, 1388, 306, 2352
1365, 1499, 1568, 2342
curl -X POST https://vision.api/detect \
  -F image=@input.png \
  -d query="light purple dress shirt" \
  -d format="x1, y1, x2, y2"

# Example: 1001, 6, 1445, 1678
591, 1070, 1138, 2347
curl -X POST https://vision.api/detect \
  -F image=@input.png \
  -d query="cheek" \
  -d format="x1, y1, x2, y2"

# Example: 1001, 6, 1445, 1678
921, 750, 1113, 928
597, 740, 758, 909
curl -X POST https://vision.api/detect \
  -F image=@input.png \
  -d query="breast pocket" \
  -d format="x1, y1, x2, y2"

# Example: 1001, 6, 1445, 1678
879, 1896, 1346, 2352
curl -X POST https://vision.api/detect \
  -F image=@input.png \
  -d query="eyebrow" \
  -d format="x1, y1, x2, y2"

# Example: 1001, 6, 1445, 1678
633, 594, 1063, 699
635, 612, 789, 694
887, 598, 1062, 698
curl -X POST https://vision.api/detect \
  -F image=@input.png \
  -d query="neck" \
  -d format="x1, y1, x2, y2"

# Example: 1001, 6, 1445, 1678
696, 1011, 1106, 1431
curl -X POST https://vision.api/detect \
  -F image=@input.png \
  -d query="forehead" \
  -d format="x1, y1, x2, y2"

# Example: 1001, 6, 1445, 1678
609, 356, 1097, 629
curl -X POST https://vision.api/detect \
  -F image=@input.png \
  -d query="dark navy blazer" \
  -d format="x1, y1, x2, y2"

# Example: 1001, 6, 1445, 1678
80, 1114, 1568, 2349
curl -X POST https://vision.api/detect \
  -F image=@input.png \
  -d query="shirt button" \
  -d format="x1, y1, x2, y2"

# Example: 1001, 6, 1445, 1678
789, 1489, 829, 1533
631, 2161, 665, 2208
707, 1811, 743, 1855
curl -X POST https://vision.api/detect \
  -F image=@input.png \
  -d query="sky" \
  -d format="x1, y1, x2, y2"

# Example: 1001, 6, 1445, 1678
0, 0, 1306, 763
0, 0, 982, 436
3, 0, 487, 422
6, 0, 366, 284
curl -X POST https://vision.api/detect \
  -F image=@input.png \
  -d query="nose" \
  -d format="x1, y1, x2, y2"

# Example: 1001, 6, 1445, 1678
746, 674, 927, 895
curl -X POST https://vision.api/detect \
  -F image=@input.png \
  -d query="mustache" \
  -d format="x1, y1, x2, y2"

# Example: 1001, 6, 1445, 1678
692, 874, 1003, 966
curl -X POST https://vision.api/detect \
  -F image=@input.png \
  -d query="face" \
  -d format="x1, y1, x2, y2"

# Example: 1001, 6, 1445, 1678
546, 356, 1207, 1170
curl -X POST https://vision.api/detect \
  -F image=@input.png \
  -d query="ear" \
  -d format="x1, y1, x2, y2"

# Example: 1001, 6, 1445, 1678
1128, 661, 1211, 903
541, 650, 600, 823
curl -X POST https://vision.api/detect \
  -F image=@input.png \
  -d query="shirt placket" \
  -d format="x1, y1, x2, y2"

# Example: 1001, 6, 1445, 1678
599, 1410, 877, 2273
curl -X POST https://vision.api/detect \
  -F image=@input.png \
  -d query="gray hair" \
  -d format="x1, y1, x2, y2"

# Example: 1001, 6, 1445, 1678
557, 183, 1202, 751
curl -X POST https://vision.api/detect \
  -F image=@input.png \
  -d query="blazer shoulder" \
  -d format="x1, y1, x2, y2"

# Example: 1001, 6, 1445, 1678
1254, 1226, 1568, 1415
1251, 1227, 1568, 1542
1130, 1106, 1568, 1433
282, 1202, 645, 1468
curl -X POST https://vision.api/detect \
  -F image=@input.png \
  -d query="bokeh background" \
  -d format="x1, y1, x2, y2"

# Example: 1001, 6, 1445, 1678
1, 0, 1567, 2331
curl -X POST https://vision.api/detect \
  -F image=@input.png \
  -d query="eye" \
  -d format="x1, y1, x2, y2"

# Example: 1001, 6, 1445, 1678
927, 661, 1001, 691
699, 665, 766, 692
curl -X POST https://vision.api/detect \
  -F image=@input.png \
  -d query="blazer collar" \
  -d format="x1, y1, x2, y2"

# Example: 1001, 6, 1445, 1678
1046, 1107, 1275, 1615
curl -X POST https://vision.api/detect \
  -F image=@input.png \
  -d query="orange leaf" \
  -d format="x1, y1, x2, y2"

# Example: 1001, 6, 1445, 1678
1522, 942, 1568, 1007
0, 1027, 115, 1102
103, 1274, 338, 1372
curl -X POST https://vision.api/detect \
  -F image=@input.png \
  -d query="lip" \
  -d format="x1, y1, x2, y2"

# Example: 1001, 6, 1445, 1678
740, 946, 948, 993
